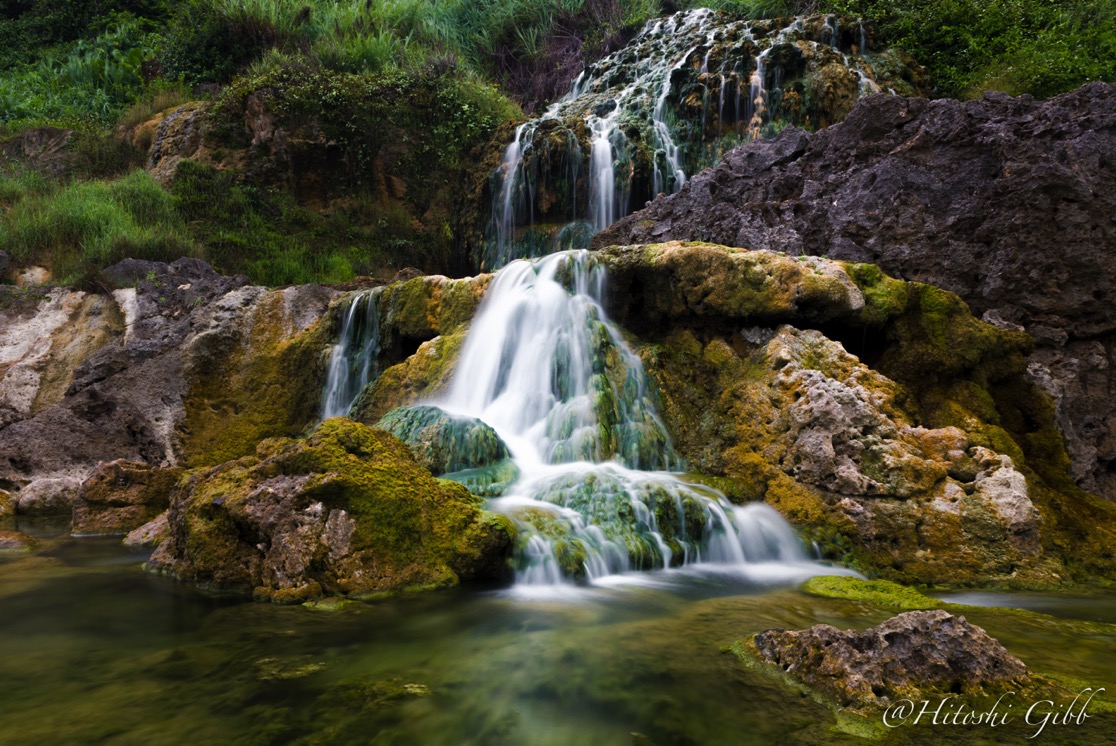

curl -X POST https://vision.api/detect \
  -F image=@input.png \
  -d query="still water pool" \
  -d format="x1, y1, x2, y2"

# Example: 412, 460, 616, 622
2, 527, 1114, 745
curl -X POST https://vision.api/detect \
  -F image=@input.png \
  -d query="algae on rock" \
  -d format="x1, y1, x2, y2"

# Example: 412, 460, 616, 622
148, 418, 514, 601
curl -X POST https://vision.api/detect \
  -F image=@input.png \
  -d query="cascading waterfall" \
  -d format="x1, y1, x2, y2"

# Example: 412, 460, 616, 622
436, 251, 812, 584
320, 287, 382, 420
483, 11, 909, 271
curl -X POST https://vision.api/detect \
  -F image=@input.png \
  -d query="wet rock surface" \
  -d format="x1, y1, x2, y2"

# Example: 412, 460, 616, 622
596, 83, 1116, 500
751, 610, 1029, 710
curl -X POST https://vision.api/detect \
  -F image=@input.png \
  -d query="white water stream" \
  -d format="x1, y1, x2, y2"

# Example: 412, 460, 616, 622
435, 251, 821, 584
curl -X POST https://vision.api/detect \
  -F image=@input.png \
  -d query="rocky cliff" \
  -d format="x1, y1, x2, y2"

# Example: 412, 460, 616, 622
595, 83, 1116, 502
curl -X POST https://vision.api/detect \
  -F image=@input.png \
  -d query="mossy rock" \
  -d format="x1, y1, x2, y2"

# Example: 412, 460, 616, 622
181, 287, 335, 467
801, 575, 942, 610
376, 405, 510, 476
148, 418, 514, 600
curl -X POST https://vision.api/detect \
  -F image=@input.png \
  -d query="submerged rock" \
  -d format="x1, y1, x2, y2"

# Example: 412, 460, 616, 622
0, 529, 36, 553
147, 418, 514, 601
751, 610, 1029, 710
597, 83, 1116, 502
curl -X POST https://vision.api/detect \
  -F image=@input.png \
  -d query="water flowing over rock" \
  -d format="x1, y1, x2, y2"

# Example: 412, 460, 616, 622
750, 610, 1029, 710
482, 10, 925, 270
596, 83, 1116, 502
0, 258, 337, 516
376, 405, 510, 477
428, 250, 817, 582
321, 288, 382, 420
345, 242, 1116, 584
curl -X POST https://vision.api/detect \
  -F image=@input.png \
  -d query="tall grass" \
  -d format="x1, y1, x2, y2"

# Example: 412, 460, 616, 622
0, 169, 198, 285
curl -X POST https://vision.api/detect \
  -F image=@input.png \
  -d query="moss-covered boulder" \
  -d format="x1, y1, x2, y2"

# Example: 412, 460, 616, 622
375, 405, 509, 476
147, 418, 514, 601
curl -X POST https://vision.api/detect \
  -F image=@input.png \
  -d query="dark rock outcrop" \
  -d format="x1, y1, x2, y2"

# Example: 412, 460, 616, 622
596, 83, 1116, 500
751, 610, 1029, 710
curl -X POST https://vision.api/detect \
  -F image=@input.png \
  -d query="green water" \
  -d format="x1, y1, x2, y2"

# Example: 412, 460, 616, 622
2, 528, 1115, 745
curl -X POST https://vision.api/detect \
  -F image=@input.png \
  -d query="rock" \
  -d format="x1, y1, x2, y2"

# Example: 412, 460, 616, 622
751, 610, 1029, 710
0, 529, 37, 553
146, 418, 514, 601
0, 489, 12, 519
0, 288, 123, 428
375, 405, 510, 476
16, 476, 82, 515
0, 127, 73, 177
0, 257, 337, 492
123, 511, 169, 548
596, 83, 1116, 500
72, 460, 184, 535
16, 267, 51, 286
143, 102, 213, 186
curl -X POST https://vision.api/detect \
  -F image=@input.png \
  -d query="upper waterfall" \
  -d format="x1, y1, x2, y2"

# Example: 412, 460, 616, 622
482, 10, 918, 270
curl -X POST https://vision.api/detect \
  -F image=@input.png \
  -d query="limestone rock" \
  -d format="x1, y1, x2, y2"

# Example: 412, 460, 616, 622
147, 419, 514, 601
72, 460, 184, 535
596, 83, 1116, 500
123, 511, 169, 548
0, 258, 337, 497
16, 476, 82, 516
752, 610, 1029, 710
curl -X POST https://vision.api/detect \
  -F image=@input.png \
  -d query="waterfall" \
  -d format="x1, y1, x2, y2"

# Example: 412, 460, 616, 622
483, 10, 900, 271
437, 252, 812, 584
320, 288, 382, 420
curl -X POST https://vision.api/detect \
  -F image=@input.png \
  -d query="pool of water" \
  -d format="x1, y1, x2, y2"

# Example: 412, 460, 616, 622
2, 532, 1115, 745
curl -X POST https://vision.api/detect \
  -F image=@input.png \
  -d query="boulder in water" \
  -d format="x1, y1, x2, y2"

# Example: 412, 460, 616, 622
147, 418, 515, 601
71, 460, 183, 535
750, 610, 1029, 710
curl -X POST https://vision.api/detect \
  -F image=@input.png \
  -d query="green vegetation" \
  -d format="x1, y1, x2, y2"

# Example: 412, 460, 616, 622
829, 0, 1116, 99
0, 0, 1111, 287
0, 167, 197, 286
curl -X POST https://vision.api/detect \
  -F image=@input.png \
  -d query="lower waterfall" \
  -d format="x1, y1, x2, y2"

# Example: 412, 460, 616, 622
434, 251, 823, 584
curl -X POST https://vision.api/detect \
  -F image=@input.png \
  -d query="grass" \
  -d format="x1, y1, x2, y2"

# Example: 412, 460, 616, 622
0, 168, 197, 286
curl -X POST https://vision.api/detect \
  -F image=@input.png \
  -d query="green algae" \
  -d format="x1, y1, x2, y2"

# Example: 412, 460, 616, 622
801, 575, 943, 611
376, 405, 510, 476
153, 418, 514, 599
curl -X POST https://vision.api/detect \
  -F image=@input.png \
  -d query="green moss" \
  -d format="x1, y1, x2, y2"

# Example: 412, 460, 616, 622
155, 418, 513, 599
181, 291, 332, 467
352, 331, 467, 425
801, 575, 941, 610
845, 261, 909, 326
